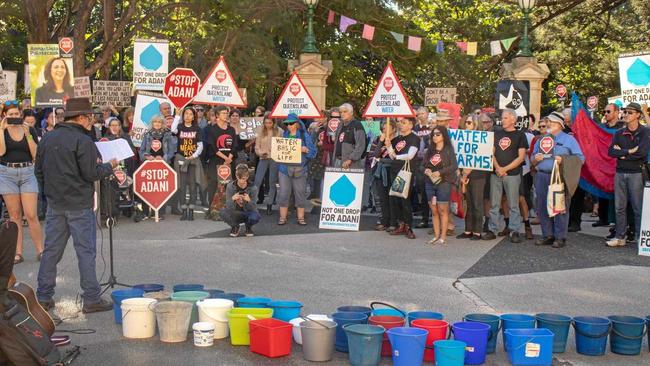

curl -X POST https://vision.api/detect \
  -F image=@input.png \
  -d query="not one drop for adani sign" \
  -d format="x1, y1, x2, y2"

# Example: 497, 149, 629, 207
319, 168, 364, 231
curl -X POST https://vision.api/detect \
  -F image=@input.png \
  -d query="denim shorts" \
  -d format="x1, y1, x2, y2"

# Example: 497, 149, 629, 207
425, 181, 451, 204
0, 164, 39, 195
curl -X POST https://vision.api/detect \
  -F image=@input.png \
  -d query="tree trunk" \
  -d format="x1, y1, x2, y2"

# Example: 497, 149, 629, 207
20, 0, 48, 43
100, 0, 115, 78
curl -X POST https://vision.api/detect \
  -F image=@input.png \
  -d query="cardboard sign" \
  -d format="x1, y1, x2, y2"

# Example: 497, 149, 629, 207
164, 68, 200, 109
269, 72, 323, 119
619, 51, 650, 106
194, 56, 246, 107
495, 80, 531, 130
448, 129, 494, 171
0, 70, 17, 103
133, 39, 169, 91
319, 168, 364, 231
238, 117, 264, 140
425, 87, 457, 106
132, 91, 172, 148
73, 76, 91, 98
362, 61, 415, 118
28, 44, 75, 107
93, 80, 132, 107
271, 137, 302, 164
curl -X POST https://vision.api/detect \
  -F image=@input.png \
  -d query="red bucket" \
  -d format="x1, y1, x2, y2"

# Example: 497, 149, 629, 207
249, 318, 293, 358
368, 315, 405, 356
412, 319, 449, 362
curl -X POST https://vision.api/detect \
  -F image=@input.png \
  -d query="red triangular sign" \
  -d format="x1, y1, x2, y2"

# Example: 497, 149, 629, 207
193, 56, 246, 107
269, 72, 323, 119
362, 61, 415, 118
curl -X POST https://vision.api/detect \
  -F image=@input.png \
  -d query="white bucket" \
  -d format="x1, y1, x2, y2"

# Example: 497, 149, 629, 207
121, 298, 158, 339
197, 299, 234, 339
289, 314, 332, 345
193, 322, 215, 347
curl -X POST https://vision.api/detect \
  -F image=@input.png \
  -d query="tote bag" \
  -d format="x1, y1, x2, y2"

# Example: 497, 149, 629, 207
547, 160, 566, 217
389, 160, 412, 198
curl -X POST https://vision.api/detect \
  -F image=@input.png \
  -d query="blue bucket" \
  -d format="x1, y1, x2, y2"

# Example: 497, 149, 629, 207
573, 316, 611, 356
463, 313, 500, 354
387, 327, 428, 366
213, 292, 245, 306
501, 314, 536, 351
451, 321, 490, 365
504, 328, 554, 366
370, 301, 406, 318
337, 306, 372, 318
434, 340, 467, 366
172, 283, 204, 292
536, 313, 572, 353
408, 311, 444, 325
332, 312, 368, 352
267, 300, 303, 322
110, 288, 144, 324
204, 289, 225, 298
133, 283, 164, 293
237, 297, 271, 308
608, 315, 646, 355
344, 324, 384, 366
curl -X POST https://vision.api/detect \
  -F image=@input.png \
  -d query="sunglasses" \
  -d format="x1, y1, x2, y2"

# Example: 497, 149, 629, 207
432, 132, 442, 137
196, 108, 204, 112
604, 110, 613, 114
623, 110, 637, 115
285, 122, 297, 126
466, 120, 473, 124
4, 100, 18, 107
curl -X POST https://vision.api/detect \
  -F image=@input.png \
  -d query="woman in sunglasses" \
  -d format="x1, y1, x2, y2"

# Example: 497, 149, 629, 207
0, 100, 44, 264
424, 126, 458, 245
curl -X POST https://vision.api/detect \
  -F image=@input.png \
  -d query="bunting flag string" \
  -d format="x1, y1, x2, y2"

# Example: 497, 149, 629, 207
324, 6, 519, 57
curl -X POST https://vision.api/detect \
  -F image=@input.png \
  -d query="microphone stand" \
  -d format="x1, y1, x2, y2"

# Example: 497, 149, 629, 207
100, 174, 131, 295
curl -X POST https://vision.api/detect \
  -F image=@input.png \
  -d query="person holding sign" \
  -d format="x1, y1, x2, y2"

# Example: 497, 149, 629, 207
171, 107, 204, 221
424, 126, 458, 245
532, 112, 584, 248
371, 119, 397, 231
386, 117, 420, 239
276, 113, 316, 225
254, 112, 282, 215
334, 103, 367, 169
139, 115, 174, 219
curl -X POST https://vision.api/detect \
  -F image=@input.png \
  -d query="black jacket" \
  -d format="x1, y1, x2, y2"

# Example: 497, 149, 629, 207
35, 122, 114, 211
608, 125, 650, 174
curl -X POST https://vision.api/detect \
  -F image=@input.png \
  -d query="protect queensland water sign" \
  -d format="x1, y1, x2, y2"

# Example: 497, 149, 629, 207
319, 168, 364, 231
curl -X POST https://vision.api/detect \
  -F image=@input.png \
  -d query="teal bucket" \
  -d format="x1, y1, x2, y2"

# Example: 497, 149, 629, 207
344, 324, 384, 366
237, 297, 272, 308
463, 313, 500, 354
170, 291, 209, 332
500, 314, 535, 352
608, 315, 646, 355
573, 316, 611, 356
536, 313, 572, 353
408, 311, 444, 325
434, 340, 466, 366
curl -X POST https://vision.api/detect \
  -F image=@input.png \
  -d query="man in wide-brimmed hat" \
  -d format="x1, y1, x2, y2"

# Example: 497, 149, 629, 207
35, 97, 118, 313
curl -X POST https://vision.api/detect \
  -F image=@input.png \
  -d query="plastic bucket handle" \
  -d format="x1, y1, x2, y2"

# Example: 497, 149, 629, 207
463, 316, 501, 341
370, 301, 406, 318
301, 316, 330, 328
611, 324, 647, 340
572, 321, 612, 339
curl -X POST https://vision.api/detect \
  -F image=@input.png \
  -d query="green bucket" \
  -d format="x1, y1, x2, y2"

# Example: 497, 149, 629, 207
227, 308, 274, 345
171, 291, 210, 332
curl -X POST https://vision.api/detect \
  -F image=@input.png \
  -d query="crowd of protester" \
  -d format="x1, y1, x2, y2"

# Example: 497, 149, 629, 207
2, 96, 650, 268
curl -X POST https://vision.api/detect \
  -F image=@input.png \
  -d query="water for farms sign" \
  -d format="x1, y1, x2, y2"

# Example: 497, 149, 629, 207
619, 51, 650, 106
319, 168, 364, 231
133, 39, 169, 91
449, 129, 494, 171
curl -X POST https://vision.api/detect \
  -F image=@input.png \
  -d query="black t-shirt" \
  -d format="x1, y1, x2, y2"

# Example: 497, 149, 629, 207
493, 129, 528, 175
423, 147, 445, 173
207, 123, 237, 165
1, 127, 38, 163
335, 121, 355, 158
177, 124, 203, 157
149, 134, 165, 158
390, 132, 420, 171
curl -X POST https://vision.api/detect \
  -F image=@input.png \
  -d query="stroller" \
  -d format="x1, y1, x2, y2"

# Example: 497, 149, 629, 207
101, 169, 146, 224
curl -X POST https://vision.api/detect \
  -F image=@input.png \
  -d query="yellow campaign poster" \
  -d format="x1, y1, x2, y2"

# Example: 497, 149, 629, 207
28, 44, 74, 107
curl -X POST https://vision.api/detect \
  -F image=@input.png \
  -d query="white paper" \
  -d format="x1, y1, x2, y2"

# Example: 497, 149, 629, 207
95, 138, 134, 162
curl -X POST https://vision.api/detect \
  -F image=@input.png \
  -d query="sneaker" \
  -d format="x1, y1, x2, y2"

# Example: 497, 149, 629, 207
470, 234, 482, 241
510, 232, 522, 243
482, 231, 496, 240
535, 237, 554, 246
551, 239, 567, 248
405, 228, 416, 239
245, 226, 254, 237
498, 228, 511, 237
606, 238, 626, 247
525, 226, 534, 240
82, 298, 113, 314
229, 226, 240, 237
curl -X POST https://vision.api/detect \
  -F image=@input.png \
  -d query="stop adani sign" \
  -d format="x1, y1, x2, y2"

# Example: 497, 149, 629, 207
134, 160, 177, 211
164, 68, 200, 109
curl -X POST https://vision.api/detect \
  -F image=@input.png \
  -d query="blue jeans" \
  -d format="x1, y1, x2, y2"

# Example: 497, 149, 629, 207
254, 159, 278, 205
614, 172, 643, 239
37, 207, 101, 304
220, 208, 261, 228
488, 174, 523, 233
535, 172, 570, 240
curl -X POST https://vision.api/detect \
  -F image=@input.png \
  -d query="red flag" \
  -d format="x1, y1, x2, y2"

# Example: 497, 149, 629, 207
362, 24, 375, 40
456, 41, 467, 53
572, 109, 616, 195
327, 10, 335, 25
437, 102, 462, 129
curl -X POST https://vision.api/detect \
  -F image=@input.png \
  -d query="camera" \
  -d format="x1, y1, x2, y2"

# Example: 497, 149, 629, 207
7, 118, 22, 125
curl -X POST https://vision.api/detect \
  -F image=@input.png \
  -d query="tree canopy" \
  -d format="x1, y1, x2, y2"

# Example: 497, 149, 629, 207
0, 0, 647, 112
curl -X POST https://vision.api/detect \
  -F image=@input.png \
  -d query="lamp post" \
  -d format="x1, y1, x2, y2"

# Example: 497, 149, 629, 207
301, 0, 319, 53
517, 0, 536, 57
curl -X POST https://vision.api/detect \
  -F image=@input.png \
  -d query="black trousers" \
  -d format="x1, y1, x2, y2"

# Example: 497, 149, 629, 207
373, 176, 391, 226
206, 160, 219, 206
465, 177, 486, 233
415, 170, 430, 224
389, 168, 413, 227
569, 187, 585, 227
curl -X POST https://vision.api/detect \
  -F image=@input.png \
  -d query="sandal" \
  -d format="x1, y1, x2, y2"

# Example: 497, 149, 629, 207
278, 218, 287, 225
14, 254, 24, 264
428, 237, 440, 245
297, 218, 307, 226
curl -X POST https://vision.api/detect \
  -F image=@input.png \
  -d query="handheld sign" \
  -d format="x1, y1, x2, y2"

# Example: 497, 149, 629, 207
271, 137, 302, 164
132, 91, 172, 148
587, 96, 599, 112
555, 84, 567, 99
448, 129, 494, 171
269, 72, 323, 119
133, 160, 177, 222
133, 39, 169, 91
164, 68, 200, 110
362, 61, 415, 118
319, 168, 364, 231
193, 56, 247, 107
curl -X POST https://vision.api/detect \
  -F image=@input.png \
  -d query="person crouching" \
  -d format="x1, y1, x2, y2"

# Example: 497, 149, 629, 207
221, 164, 261, 237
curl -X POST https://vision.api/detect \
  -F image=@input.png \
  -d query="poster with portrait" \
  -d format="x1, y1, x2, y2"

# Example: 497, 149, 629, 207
495, 80, 530, 130
28, 44, 75, 107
